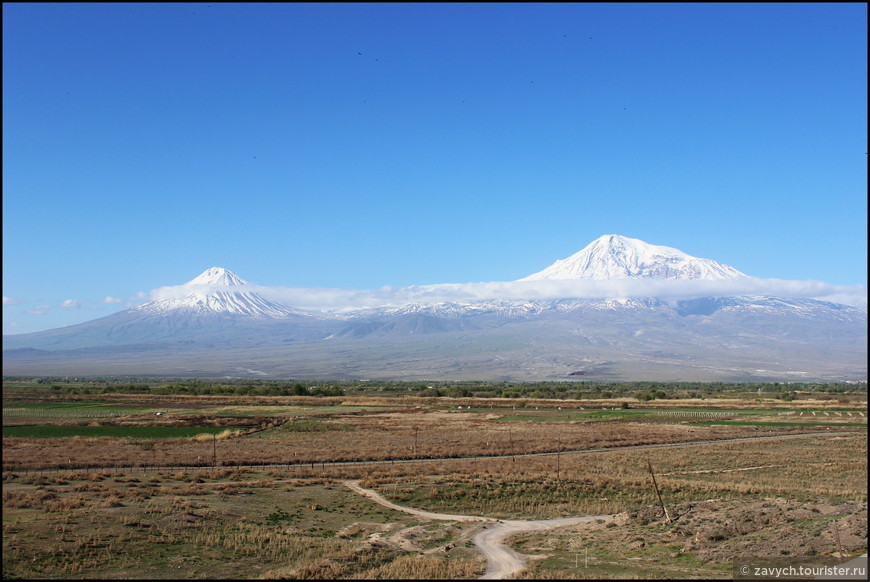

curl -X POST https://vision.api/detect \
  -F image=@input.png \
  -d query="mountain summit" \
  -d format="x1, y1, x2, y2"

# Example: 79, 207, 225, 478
134, 267, 294, 318
186, 267, 248, 286
519, 235, 747, 281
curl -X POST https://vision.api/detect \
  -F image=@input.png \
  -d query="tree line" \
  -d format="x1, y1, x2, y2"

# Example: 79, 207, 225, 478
6, 376, 865, 399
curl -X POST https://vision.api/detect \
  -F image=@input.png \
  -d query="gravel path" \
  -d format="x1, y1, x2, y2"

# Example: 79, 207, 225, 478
342, 480, 611, 579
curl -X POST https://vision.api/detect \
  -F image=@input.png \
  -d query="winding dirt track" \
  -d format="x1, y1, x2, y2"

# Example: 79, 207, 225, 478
343, 480, 610, 579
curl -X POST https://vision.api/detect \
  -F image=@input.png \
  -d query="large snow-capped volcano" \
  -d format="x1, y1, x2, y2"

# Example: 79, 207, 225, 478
3, 252, 865, 381
132, 267, 295, 318
519, 235, 747, 281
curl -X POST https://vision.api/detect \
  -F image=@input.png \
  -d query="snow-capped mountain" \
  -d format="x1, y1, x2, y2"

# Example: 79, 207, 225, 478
186, 266, 249, 287
3, 240, 866, 382
519, 234, 747, 281
133, 267, 297, 318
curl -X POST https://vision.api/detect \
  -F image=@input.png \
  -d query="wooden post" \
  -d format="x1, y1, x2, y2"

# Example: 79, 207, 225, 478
556, 433, 561, 481
213, 434, 217, 467
509, 428, 515, 462
647, 459, 671, 522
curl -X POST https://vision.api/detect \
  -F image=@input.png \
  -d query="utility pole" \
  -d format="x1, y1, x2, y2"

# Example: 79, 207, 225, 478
213, 434, 217, 467
646, 459, 670, 522
414, 426, 418, 456
556, 432, 561, 481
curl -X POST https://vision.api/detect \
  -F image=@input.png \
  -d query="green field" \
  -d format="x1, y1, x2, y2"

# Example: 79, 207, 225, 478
2, 425, 234, 439
3, 401, 151, 419
5, 401, 113, 409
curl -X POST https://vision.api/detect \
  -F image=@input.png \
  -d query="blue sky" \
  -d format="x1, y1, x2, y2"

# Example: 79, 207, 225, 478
3, 2, 867, 334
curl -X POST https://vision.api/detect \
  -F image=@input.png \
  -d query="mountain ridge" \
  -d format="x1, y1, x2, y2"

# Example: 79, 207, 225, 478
3, 236, 865, 381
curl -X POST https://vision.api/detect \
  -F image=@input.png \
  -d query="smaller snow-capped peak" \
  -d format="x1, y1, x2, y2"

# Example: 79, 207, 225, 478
134, 267, 296, 318
520, 235, 747, 281
186, 267, 248, 286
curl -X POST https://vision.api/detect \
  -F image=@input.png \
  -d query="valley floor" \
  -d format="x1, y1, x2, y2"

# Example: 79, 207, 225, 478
3, 390, 866, 578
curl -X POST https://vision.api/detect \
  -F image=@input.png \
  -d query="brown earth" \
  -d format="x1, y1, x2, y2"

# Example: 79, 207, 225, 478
555, 497, 867, 564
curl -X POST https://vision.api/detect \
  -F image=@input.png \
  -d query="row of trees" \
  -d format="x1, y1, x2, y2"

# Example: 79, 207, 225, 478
48, 382, 344, 397
8, 376, 864, 399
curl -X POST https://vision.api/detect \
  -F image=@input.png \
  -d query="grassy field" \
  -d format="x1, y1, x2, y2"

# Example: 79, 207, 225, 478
2, 471, 484, 579
3, 433, 865, 579
359, 434, 867, 517
2, 425, 238, 439
3, 387, 866, 579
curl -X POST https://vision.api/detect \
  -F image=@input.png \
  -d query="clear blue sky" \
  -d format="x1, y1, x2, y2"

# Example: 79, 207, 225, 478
3, 2, 867, 334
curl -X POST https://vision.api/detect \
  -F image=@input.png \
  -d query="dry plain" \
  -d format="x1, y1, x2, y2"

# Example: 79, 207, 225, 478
2, 382, 867, 579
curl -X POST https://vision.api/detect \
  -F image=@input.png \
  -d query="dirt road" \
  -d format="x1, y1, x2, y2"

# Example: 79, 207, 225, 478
473, 515, 609, 579
342, 480, 611, 579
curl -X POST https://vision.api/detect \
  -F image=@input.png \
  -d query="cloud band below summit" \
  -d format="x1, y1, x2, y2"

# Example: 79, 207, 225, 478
148, 277, 867, 311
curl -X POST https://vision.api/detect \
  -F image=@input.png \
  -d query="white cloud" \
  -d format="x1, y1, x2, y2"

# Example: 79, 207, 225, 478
274, 278, 867, 309
102, 296, 123, 304
3, 296, 23, 306
25, 305, 51, 315
143, 277, 868, 312
60, 299, 82, 308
